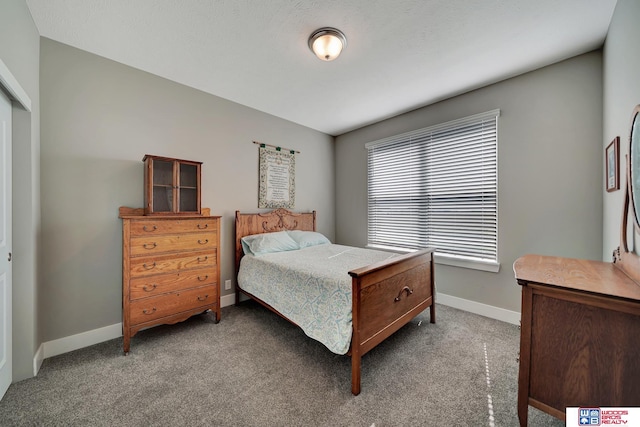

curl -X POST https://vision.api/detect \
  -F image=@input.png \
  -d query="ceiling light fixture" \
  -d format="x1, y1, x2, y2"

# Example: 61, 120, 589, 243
308, 27, 347, 61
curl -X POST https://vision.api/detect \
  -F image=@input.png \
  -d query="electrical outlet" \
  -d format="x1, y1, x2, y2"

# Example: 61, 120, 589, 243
224, 279, 232, 290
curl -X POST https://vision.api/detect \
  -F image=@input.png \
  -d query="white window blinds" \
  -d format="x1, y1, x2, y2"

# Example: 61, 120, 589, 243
366, 110, 499, 265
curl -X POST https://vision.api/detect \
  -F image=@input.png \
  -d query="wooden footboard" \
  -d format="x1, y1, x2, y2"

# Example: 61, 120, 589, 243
349, 248, 435, 395
235, 209, 436, 395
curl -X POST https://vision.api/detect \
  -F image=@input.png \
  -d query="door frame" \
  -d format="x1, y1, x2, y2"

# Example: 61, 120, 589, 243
0, 81, 12, 400
0, 58, 32, 400
0, 60, 31, 112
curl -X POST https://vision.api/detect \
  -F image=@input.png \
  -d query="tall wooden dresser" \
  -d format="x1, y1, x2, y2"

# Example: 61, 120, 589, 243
119, 207, 221, 353
513, 254, 640, 426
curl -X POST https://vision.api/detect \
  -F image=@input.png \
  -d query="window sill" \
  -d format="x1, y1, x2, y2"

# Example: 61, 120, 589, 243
366, 244, 500, 273
434, 253, 500, 273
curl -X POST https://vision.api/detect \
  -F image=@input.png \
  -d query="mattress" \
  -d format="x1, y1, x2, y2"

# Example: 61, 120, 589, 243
237, 244, 396, 354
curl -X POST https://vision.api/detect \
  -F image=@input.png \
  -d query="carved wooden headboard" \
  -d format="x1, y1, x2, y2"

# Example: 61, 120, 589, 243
235, 209, 316, 273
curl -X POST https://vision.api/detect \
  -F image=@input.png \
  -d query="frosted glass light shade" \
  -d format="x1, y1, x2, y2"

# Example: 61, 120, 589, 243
308, 27, 347, 61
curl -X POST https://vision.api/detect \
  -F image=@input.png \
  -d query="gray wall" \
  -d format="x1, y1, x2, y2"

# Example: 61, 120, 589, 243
39, 38, 335, 342
603, 0, 640, 259
335, 52, 603, 313
0, 0, 41, 381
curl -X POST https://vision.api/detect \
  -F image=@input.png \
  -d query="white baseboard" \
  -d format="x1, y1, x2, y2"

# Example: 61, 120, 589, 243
31, 292, 519, 375
221, 293, 235, 308
42, 323, 123, 360
437, 293, 521, 325
33, 343, 44, 376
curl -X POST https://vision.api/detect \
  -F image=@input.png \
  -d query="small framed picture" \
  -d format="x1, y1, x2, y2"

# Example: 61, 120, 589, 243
606, 136, 620, 192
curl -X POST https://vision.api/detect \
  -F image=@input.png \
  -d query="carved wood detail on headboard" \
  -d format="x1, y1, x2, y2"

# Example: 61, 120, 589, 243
235, 209, 317, 273
261, 208, 300, 232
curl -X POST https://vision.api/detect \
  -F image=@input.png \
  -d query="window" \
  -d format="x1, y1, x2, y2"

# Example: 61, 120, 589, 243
366, 110, 499, 272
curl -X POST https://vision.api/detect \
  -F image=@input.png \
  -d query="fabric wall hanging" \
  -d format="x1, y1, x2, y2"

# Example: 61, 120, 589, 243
256, 142, 296, 209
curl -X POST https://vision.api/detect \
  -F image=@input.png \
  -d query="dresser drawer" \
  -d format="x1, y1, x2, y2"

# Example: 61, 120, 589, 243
129, 269, 217, 300
129, 218, 218, 236
129, 250, 216, 277
129, 285, 217, 325
130, 232, 215, 256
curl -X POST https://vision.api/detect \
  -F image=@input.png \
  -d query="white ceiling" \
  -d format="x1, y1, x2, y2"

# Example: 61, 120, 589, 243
25, 0, 617, 136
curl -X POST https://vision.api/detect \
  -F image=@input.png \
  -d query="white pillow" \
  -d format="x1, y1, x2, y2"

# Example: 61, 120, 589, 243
241, 231, 300, 256
286, 230, 331, 248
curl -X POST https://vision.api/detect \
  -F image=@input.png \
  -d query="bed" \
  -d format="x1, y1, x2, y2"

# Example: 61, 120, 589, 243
235, 209, 436, 395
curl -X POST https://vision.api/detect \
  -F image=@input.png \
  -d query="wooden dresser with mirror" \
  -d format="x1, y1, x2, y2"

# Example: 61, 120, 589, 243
120, 155, 220, 354
513, 106, 640, 426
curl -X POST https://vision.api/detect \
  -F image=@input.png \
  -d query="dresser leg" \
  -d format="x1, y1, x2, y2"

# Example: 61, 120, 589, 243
204, 308, 221, 323
518, 400, 528, 426
517, 285, 533, 427
123, 332, 130, 355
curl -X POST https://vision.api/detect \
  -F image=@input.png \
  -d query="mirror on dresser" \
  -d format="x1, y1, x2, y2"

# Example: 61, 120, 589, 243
613, 104, 640, 282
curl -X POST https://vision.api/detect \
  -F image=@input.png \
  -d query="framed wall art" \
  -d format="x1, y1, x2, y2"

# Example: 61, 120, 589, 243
606, 136, 620, 192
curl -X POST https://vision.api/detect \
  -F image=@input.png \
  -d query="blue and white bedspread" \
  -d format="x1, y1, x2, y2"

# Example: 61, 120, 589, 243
237, 244, 396, 355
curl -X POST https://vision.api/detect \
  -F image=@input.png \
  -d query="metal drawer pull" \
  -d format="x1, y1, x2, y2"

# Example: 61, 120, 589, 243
143, 225, 158, 232
143, 242, 157, 249
143, 262, 156, 270
198, 275, 209, 281
198, 239, 209, 244
142, 307, 157, 315
197, 224, 208, 229
394, 286, 414, 302
197, 256, 208, 262
197, 295, 209, 301
143, 284, 157, 292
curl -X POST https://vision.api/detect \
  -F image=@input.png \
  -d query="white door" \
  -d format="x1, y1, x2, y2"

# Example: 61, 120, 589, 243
0, 89, 12, 400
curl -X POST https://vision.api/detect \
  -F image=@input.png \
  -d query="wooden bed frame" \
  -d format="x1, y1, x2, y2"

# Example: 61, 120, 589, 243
234, 209, 436, 395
